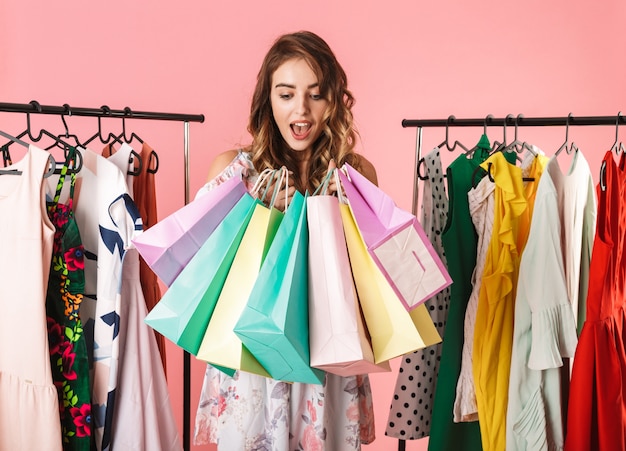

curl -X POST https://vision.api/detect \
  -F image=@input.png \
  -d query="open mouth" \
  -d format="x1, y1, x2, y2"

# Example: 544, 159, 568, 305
291, 122, 312, 139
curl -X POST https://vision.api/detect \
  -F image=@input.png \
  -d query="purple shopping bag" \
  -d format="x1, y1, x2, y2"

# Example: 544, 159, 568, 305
338, 164, 451, 310
132, 171, 247, 286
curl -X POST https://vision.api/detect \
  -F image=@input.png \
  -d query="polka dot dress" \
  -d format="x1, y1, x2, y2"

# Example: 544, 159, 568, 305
385, 147, 451, 440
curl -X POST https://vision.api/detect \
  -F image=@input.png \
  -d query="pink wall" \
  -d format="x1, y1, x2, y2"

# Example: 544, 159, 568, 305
2, 1, 625, 450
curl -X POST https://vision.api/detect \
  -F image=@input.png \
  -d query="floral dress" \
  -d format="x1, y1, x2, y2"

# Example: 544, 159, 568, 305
46, 147, 91, 450
194, 150, 376, 451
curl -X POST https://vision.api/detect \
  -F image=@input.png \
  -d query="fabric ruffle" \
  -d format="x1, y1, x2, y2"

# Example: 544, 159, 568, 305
512, 386, 562, 451
529, 302, 578, 370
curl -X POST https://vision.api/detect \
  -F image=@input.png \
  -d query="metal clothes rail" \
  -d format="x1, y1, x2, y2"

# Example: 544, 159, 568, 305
397, 112, 624, 451
0, 100, 205, 451
403, 113, 625, 216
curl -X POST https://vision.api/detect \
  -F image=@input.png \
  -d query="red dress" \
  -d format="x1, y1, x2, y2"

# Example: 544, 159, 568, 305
565, 151, 625, 450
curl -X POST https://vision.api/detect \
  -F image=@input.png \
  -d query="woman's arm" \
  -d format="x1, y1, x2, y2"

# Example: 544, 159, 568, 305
205, 149, 240, 182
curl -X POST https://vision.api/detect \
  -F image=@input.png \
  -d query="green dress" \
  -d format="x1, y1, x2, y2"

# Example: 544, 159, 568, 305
46, 147, 92, 450
427, 137, 490, 451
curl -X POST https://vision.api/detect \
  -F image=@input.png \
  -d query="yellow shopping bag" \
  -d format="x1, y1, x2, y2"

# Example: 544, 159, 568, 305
196, 170, 284, 376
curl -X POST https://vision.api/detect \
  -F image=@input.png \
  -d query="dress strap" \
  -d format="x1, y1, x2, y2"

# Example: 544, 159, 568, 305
49, 146, 79, 213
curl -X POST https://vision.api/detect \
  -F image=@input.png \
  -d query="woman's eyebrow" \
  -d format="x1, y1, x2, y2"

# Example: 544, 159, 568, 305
274, 82, 320, 89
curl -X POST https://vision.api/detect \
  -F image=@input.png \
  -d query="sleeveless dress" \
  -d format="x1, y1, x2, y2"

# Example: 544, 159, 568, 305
194, 150, 375, 451
46, 147, 92, 450
102, 142, 181, 450
0, 145, 62, 450
428, 137, 489, 451
386, 147, 450, 440
72, 146, 140, 451
565, 151, 626, 450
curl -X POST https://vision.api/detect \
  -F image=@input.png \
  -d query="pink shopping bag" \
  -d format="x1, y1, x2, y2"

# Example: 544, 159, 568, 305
307, 170, 391, 376
338, 164, 452, 310
132, 171, 247, 286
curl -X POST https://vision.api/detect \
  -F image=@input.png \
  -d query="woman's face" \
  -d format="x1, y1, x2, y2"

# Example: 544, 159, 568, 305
270, 58, 328, 157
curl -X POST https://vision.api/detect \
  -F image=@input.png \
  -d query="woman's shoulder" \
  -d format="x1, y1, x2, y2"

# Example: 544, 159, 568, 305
355, 154, 378, 186
206, 149, 253, 181
195, 149, 256, 199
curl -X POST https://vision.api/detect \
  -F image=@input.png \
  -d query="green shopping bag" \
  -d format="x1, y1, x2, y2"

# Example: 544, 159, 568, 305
144, 192, 258, 355
234, 191, 325, 384
197, 170, 285, 376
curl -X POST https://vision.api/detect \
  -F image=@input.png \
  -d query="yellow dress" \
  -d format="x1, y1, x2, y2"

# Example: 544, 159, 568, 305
471, 150, 545, 451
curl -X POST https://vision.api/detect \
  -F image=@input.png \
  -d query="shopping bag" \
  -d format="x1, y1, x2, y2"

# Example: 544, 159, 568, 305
144, 192, 258, 355
132, 171, 247, 286
307, 170, 391, 376
234, 191, 325, 384
338, 164, 451, 310
340, 202, 441, 363
197, 170, 285, 377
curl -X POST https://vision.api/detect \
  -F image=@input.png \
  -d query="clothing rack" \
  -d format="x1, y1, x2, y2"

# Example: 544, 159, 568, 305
0, 100, 204, 451
396, 112, 624, 451
403, 113, 625, 216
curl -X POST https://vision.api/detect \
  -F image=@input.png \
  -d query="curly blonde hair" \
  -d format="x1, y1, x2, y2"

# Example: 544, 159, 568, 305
246, 31, 362, 192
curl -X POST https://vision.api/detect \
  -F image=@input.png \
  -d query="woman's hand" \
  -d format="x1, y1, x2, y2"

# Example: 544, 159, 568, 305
261, 167, 296, 212
325, 159, 345, 198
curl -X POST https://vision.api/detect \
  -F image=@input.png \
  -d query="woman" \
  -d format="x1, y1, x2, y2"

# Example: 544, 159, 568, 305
194, 30, 377, 450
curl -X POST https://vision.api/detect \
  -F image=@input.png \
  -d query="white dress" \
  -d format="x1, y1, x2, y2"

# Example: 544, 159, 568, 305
506, 150, 596, 451
193, 151, 376, 451
454, 172, 495, 422
0, 145, 61, 450
105, 143, 182, 450
71, 146, 138, 450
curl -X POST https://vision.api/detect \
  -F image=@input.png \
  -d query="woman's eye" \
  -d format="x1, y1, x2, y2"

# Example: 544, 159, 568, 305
311, 94, 322, 100
279, 93, 292, 100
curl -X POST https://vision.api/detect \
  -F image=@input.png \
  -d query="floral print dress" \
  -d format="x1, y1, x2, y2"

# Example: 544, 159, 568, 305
46, 147, 91, 450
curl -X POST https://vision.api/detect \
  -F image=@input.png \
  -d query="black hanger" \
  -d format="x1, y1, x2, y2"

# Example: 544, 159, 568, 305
503, 114, 537, 156
555, 113, 579, 156
437, 115, 470, 153
489, 114, 526, 164
416, 157, 428, 180
484, 114, 505, 153
107, 108, 144, 176
101, 131, 143, 177
484, 160, 535, 183
610, 112, 625, 155
600, 112, 625, 192
83, 106, 115, 146
53, 147, 83, 175
0, 129, 55, 177
22, 101, 77, 154
147, 150, 159, 174
126, 148, 144, 177
44, 104, 83, 151
2, 144, 12, 167
0, 103, 39, 151
113, 107, 144, 145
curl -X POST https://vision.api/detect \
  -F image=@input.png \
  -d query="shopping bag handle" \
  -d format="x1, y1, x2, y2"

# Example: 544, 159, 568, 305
313, 167, 346, 204
251, 168, 275, 198
268, 166, 288, 209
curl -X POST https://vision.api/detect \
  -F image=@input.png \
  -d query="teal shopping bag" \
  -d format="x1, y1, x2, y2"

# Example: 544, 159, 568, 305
234, 191, 325, 384
145, 192, 258, 355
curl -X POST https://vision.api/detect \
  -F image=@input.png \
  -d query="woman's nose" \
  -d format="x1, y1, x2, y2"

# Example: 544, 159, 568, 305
294, 95, 310, 114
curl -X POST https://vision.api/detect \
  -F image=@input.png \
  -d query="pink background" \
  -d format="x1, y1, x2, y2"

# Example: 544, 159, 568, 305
2, 1, 625, 450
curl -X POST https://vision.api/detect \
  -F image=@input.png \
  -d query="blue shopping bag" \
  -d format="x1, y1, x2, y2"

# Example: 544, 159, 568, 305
145, 192, 258, 355
234, 191, 325, 384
